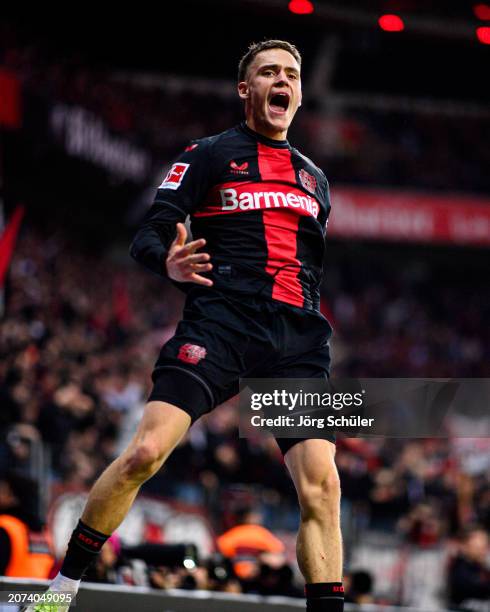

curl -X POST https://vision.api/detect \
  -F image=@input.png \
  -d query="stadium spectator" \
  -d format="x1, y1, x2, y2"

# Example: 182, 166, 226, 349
217, 508, 285, 581
344, 570, 375, 606
0, 471, 54, 578
448, 526, 490, 610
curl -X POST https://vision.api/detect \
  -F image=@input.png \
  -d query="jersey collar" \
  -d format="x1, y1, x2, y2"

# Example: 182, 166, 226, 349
239, 121, 290, 149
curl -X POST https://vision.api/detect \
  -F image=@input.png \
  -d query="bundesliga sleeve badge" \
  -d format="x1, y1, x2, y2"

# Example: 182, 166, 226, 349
159, 162, 190, 190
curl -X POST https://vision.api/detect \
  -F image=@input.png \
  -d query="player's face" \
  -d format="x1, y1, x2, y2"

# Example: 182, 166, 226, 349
238, 48, 302, 140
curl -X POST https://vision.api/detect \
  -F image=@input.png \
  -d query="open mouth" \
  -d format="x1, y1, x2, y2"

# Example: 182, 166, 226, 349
269, 92, 290, 114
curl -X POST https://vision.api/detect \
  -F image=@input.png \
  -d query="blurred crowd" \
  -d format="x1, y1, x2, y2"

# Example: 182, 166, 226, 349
2, 32, 490, 195
324, 251, 490, 378
0, 229, 489, 607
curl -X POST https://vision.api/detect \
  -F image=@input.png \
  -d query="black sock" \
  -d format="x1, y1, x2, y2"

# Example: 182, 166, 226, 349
60, 519, 110, 580
305, 582, 344, 611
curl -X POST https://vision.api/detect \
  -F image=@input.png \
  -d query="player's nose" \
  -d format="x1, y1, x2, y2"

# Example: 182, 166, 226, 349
274, 69, 289, 85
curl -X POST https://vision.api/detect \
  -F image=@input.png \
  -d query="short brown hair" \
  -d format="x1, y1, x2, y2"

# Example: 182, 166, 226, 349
238, 39, 302, 82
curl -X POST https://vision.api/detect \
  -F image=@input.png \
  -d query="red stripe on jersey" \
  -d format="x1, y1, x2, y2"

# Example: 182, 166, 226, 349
263, 210, 303, 307
257, 143, 296, 183
257, 144, 303, 307
194, 181, 320, 218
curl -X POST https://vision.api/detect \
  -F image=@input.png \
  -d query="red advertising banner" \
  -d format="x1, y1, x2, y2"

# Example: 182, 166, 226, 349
329, 187, 490, 247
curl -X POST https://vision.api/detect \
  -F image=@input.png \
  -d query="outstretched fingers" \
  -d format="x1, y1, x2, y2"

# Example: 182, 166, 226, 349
165, 224, 213, 286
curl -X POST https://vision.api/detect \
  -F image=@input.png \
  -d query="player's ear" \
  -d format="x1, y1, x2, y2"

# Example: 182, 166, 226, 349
237, 81, 249, 100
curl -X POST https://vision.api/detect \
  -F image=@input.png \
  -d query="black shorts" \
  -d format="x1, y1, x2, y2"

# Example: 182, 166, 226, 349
149, 287, 334, 454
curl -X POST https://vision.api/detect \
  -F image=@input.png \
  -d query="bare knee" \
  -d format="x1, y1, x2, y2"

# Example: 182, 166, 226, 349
298, 471, 341, 522
121, 441, 167, 482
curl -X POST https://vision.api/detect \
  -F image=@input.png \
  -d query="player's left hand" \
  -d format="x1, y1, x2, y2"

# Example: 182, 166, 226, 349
165, 223, 213, 286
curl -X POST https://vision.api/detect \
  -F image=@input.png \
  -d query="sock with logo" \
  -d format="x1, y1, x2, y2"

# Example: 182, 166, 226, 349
60, 519, 110, 580
305, 582, 344, 611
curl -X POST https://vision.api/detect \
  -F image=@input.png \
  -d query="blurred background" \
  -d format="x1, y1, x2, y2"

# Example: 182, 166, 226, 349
0, 2, 489, 610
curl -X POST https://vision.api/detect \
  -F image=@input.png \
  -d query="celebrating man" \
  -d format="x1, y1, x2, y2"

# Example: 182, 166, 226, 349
26, 40, 343, 612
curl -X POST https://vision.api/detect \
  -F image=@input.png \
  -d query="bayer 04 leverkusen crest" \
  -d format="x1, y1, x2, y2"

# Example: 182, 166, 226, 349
299, 168, 317, 195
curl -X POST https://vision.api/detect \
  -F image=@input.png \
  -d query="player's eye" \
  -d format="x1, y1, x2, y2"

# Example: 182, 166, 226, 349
288, 73, 298, 80
263, 70, 275, 77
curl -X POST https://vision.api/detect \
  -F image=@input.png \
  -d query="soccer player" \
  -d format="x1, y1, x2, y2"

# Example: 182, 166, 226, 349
25, 40, 343, 612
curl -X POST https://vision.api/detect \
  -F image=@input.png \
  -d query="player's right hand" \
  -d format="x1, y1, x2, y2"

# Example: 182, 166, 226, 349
165, 223, 213, 286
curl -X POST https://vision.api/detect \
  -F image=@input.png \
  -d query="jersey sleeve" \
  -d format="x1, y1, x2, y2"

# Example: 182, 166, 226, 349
154, 139, 213, 215
129, 140, 213, 277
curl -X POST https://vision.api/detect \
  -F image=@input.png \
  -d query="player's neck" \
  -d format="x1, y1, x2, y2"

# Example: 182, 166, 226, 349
245, 118, 288, 142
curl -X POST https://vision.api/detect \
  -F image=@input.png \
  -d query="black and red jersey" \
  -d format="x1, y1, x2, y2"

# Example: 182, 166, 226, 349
130, 122, 331, 311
